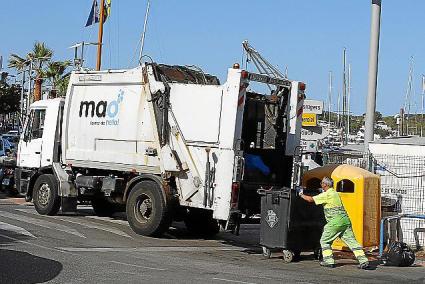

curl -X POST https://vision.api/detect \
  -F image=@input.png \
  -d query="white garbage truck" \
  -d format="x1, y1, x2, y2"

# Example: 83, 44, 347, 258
15, 63, 305, 236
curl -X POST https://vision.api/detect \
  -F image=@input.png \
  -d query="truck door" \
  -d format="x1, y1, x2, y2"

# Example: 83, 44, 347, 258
18, 108, 46, 168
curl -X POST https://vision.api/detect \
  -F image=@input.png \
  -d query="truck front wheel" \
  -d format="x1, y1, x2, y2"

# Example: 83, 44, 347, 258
33, 174, 61, 216
126, 180, 171, 237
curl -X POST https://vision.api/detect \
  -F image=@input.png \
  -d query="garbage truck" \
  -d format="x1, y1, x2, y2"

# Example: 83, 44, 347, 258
15, 62, 305, 236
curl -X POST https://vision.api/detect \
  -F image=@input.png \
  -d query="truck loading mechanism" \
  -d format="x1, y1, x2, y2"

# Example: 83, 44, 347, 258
15, 61, 305, 237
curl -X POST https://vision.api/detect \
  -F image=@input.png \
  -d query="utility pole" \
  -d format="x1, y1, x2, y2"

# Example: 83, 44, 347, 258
19, 70, 26, 124
26, 61, 33, 114
96, 0, 106, 71
364, 0, 382, 151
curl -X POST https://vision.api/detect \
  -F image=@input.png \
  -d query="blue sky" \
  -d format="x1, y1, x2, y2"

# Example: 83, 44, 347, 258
1, 1, 425, 115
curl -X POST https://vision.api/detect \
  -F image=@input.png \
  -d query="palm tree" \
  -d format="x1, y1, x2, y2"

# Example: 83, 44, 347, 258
27, 42, 53, 101
43, 60, 71, 98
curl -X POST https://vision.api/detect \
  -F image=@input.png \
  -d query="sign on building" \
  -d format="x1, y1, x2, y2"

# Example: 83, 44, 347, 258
301, 140, 318, 152
301, 126, 330, 140
302, 113, 317, 127
303, 99, 323, 115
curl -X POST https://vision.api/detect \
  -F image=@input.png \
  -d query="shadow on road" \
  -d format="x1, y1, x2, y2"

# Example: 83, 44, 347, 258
0, 231, 63, 283
0, 249, 63, 283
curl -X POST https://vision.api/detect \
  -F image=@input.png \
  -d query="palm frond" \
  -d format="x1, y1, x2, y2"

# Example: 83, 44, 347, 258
7, 54, 27, 70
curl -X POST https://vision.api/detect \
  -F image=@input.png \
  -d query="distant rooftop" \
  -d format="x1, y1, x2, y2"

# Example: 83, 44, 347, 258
370, 136, 425, 146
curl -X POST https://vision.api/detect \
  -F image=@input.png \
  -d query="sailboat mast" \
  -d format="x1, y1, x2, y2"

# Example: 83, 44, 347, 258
328, 71, 333, 126
96, 0, 106, 71
421, 75, 425, 137
342, 48, 347, 145
348, 64, 351, 140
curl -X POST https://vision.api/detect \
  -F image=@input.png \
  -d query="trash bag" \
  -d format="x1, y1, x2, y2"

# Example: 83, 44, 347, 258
382, 241, 415, 267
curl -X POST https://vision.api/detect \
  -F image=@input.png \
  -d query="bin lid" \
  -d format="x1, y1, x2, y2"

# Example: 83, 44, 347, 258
301, 164, 339, 186
331, 164, 378, 181
302, 164, 379, 186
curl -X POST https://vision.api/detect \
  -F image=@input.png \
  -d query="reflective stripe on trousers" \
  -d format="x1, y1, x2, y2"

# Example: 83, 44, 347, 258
320, 223, 368, 265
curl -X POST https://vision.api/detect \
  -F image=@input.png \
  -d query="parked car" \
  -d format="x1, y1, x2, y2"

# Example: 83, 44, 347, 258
1, 134, 19, 149
0, 138, 5, 157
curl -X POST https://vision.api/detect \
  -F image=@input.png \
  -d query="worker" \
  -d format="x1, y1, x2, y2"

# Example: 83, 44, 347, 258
298, 176, 371, 269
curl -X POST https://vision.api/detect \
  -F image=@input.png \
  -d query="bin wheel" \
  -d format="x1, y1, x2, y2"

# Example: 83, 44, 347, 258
262, 247, 271, 259
282, 249, 294, 263
313, 248, 322, 261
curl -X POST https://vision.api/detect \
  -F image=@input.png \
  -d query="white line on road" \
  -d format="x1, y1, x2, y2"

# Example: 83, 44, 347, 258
55, 217, 133, 238
212, 277, 258, 284
0, 233, 78, 256
85, 215, 128, 225
109, 260, 166, 271
0, 211, 85, 238
0, 221, 36, 238
57, 246, 243, 253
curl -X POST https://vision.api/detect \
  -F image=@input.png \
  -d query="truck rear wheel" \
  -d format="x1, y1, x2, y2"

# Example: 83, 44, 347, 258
33, 174, 61, 216
126, 180, 171, 237
184, 208, 220, 237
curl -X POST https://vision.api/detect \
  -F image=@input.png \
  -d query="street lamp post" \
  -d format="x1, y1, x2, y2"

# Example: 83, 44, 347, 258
364, 0, 382, 151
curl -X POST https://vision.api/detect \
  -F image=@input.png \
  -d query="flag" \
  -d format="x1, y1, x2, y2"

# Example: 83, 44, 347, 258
85, 0, 99, 27
85, 0, 110, 27
104, 0, 111, 20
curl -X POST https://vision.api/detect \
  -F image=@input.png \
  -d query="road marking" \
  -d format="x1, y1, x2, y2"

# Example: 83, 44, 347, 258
109, 260, 166, 271
54, 217, 132, 238
57, 246, 243, 253
0, 211, 85, 238
15, 208, 131, 238
0, 233, 78, 256
85, 216, 128, 225
0, 221, 36, 238
212, 278, 258, 284
16, 208, 129, 225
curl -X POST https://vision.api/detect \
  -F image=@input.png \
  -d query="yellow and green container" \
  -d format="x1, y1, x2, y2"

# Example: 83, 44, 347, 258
302, 164, 381, 250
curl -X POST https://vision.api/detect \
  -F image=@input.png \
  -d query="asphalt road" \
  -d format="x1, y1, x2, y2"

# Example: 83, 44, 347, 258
0, 196, 424, 284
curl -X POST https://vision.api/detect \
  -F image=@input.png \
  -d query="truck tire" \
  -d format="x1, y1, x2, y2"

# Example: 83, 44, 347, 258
126, 180, 171, 237
33, 174, 61, 216
91, 197, 116, 217
184, 208, 220, 237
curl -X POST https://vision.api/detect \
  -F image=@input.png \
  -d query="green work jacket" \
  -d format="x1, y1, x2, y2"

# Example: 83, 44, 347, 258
312, 187, 351, 226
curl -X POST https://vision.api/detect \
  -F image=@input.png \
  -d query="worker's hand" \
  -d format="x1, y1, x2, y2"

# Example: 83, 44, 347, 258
295, 186, 304, 196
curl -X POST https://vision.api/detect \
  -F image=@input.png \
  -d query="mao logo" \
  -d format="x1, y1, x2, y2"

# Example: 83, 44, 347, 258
79, 90, 124, 126
79, 90, 124, 118
266, 210, 278, 228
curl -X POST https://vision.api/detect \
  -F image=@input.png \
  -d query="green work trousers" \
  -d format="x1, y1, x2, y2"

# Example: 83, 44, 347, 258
320, 222, 368, 265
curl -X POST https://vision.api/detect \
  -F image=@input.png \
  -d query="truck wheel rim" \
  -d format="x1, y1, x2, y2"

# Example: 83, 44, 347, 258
38, 184, 51, 207
134, 194, 152, 223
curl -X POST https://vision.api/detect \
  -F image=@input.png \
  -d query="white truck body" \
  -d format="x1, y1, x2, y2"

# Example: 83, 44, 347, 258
17, 63, 305, 236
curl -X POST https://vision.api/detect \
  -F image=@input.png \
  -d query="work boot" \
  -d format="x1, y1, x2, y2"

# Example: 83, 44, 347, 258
320, 261, 336, 268
358, 262, 373, 270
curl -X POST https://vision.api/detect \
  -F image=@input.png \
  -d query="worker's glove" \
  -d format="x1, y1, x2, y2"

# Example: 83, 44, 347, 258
295, 186, 304, 196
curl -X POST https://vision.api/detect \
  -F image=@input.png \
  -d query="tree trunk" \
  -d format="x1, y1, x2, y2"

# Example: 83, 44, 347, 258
50, 89, 57, 99
34, 77, 43, 101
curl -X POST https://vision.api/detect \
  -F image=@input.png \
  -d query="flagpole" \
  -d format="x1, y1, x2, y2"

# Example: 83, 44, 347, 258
96, 0, 106, 71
